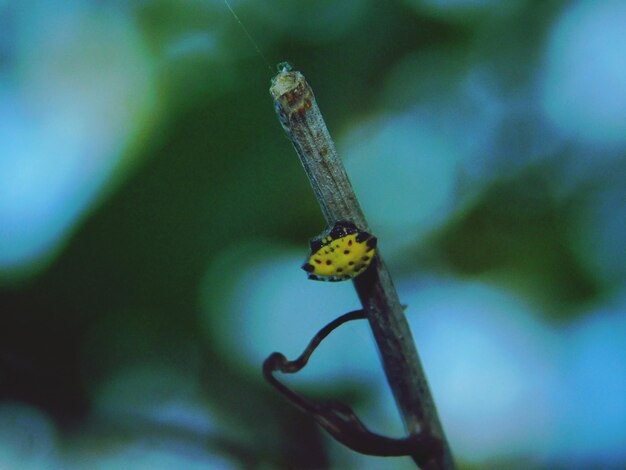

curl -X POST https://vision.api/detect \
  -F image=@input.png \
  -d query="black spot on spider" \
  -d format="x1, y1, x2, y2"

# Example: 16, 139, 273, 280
344, 250, 350, 255
326, 260, 332, 265
302, 263, 315, 273
337, 268, 343, 273
362, 256, 369, 261
348, 239, 353, 246
348, 261, 354, 265
314, 259, 322, 264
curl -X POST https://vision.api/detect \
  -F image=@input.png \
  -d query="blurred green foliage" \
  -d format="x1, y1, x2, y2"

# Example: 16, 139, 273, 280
1, 1, 625, 468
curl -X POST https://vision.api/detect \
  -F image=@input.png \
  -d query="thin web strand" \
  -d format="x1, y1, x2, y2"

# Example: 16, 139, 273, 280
223, 0, 274, 73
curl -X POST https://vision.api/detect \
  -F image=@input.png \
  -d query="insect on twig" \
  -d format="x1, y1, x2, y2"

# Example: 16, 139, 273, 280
269, 66, 455, 469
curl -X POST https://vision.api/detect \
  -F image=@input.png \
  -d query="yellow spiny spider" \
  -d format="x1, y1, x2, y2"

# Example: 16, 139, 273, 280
302, 221, 377, 282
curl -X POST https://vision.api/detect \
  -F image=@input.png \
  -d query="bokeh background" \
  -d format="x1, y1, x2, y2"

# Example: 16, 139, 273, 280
1, 0, 625, 468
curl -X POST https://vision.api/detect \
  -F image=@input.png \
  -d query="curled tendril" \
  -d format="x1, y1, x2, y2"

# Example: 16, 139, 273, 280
262, 309, 442, 462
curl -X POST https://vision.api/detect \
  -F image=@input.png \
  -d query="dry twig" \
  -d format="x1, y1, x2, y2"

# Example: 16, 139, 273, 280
269, 64, 455, 469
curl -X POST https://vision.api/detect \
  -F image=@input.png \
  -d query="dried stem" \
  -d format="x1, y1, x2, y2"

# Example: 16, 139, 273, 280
270, 65, 455, 469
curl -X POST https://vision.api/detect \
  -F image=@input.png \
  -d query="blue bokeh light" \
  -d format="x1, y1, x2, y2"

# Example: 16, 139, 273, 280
0, 402, 59, 470
400, 279, 560, 463
341, 111, 460, 252
542, 1, 626, 147
556, 299, 626, 466
0, 2, 158, 279
200, 242, 382, 385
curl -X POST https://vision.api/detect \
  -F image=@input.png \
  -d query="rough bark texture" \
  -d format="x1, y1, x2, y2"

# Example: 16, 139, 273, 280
270, 67, 455, 469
